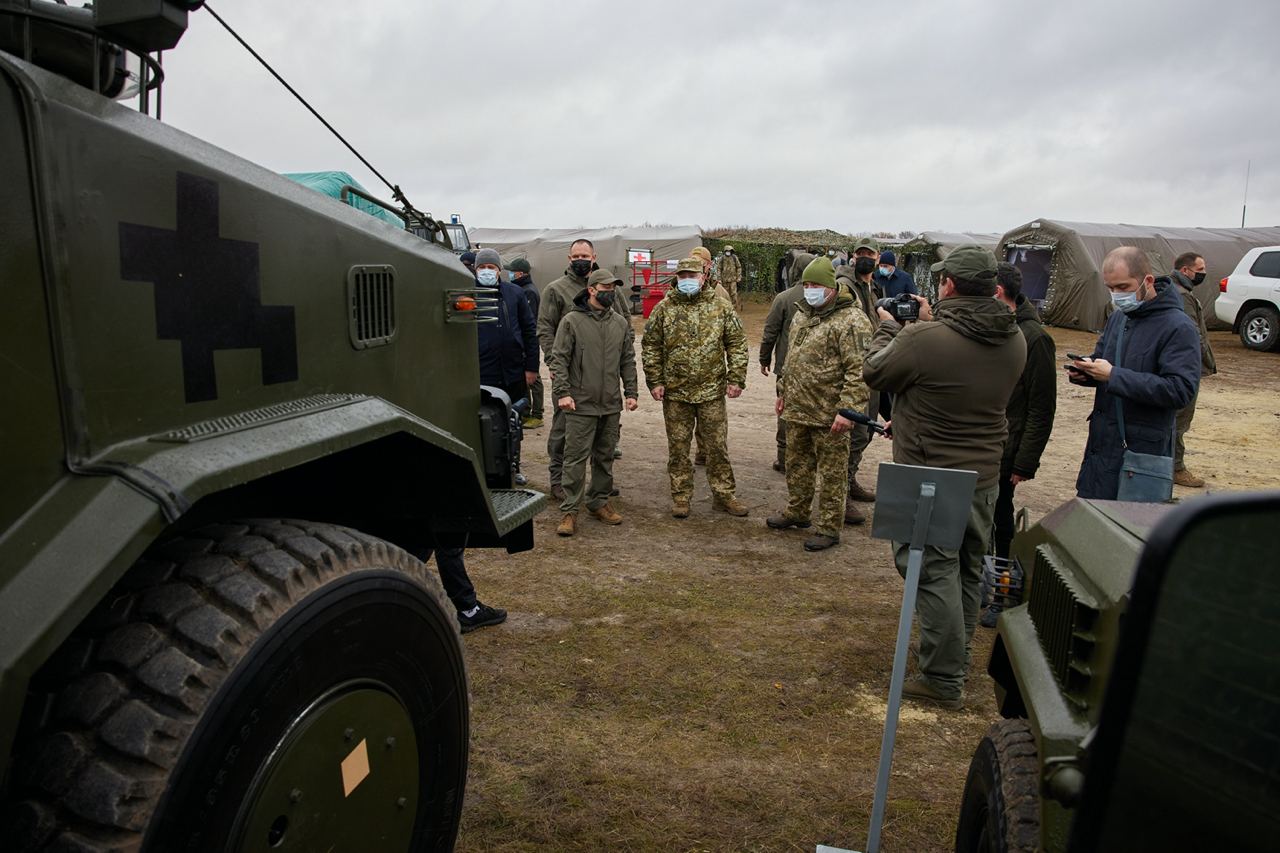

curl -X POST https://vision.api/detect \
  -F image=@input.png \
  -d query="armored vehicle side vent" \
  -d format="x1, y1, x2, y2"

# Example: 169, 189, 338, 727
347, 265, 397, 349
152, 394, 368, 443
1027, 544, 1100, 711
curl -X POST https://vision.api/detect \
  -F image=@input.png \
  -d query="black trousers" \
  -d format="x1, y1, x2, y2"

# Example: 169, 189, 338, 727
432, 547, 475, 612
992, 475, 1017, 560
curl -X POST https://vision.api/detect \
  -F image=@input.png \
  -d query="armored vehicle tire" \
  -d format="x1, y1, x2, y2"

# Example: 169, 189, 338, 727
1239, 305, 1280, 352
1, 520, 469, 852
954, 719, 1039, 853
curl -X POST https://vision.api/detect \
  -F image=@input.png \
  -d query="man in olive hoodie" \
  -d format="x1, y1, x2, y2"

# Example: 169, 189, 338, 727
759, 251, 816, 473
863, 245, 1025, 709
548, 269, 639, 537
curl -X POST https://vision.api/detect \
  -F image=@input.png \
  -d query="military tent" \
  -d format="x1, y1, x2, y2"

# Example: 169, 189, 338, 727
466, 226, 703, 302
998, 218, 1280, 331
897, 231, 1002, 300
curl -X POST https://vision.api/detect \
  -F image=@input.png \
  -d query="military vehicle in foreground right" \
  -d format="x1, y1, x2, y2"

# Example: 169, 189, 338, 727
955, 493, 1280, 852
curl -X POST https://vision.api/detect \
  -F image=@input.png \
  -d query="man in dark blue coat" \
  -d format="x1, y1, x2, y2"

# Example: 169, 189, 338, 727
873, 250, 918, 298
1070, 246, 1200, 500
474, 248, 538, 483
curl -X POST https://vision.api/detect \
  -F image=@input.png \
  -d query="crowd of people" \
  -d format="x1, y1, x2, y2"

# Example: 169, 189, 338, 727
444, 238, 1207, 710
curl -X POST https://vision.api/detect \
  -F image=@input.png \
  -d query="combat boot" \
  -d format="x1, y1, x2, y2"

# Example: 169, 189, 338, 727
843, 504, 866, 525
549, 484, 566, 502
1173, 469, 1205, 488
848, 478, 876, 502
557, 513, 577, 537
591, 503, 623, 525
672, 499, 690, 519
766, 513, 811, 530
902, 676, 963, 710
772, 449, 785, 474
695, 450, 706, 466
712, 496, 749, 517
803, 533, 840, 552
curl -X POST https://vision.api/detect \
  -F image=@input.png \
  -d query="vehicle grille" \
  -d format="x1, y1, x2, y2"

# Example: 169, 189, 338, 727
1026, 544, 1099, 712
348, 265, 397, 348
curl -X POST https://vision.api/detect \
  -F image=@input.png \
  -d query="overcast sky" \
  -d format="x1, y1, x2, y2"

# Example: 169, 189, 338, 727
151, 0, 1277, 234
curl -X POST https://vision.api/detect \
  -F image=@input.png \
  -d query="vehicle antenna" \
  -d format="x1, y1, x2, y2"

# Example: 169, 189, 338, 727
1241, 160, 1250, 228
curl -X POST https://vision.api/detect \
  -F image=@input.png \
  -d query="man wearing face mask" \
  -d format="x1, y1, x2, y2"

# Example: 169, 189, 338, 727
873, 250, 918, 299
759, 251, 817, 473
1168, 252, 1217, 488
642, 257, 750, 519
690, 245, 735, 308
473, 248, 538, 485
863, 245, 1025, 709
1070, 246, 1200, 500
834, 237, 885, 519
719, 245, 743, 310
767, 257, 872, 552
538, 239, 628, 501
505, 257, 544, 428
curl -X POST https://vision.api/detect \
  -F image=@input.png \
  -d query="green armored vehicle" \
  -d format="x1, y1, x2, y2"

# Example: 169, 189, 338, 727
955, 493, 1280, 852
0, 2, 541, 850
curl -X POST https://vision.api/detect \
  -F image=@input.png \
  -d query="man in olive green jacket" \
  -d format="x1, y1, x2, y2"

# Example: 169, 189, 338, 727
862, 245, 1025, 709
766, 257, 872, 552
548, 270, 639, 536
1170, 252, 1218, 488
642, 258, 749, 518
759, 251, 816, 473
835, 236, 885, 517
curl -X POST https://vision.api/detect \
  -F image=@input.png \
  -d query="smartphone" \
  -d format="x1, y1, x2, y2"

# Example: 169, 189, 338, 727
1065, 352, 1088, 361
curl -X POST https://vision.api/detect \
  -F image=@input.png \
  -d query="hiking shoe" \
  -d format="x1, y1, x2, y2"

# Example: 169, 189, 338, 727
848, 479, 876, 502
766, 513, 811, 530
843, 503, 866, 525
549, 484, 566, 502
458, 602, 507, 634
1173, 469, 1205, 488
979, 605, 1002, 629
556, 513, 577, 536
712, 496, 749, 517
672, 499, 690, 518
514, 472, 528, 486
591, 503, 623, 525
803, 533, 840, 551
521, 416, 544, 429
610, 486, 621, 497
772, 459, 785, 474
902, 676, 963, 710
695, 451, 706, 465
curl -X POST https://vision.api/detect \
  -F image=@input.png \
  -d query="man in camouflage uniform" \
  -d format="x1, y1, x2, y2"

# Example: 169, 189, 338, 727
642, 257, 750, 518
834, 235, 884, 522
690, 245, 734, 307
759, 251, 816, 473
719, 245, 744, 310
766, 256, 873, 551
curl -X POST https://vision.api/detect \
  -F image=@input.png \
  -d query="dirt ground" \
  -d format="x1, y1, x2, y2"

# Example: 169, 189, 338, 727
453, 299, 1280, 852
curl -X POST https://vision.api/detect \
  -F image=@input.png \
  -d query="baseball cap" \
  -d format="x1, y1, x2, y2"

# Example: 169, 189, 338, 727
675, 257, 703, 274
931, 244, 999, 281
587, 268, 622, 287
505, 258, 531, 274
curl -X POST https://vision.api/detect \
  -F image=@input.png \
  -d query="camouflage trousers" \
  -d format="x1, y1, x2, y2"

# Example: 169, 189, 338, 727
663, 397, 735, 502
892, 484, 997, 699
782, 422, 851, 537
847, 388, 881, 487
723, 277, 740, 308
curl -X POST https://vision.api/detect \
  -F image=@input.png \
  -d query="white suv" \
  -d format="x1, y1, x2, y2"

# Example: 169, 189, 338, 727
1216, 246, 1280, 351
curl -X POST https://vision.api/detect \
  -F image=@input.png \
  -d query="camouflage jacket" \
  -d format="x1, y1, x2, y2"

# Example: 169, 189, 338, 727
779, 288, 873, 427
719, 252, 743, 285
641, 286, 748, 403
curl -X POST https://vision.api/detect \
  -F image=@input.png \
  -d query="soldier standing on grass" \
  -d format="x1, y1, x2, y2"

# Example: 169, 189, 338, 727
759, 251, 817, 474
766, 257, 872, 552
642, 257, 750, 519
549, 269, 639, 537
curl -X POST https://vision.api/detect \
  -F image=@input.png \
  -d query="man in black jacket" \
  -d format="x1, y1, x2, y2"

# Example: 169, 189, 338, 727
1169, 251, 1218, 487
506, 257, 544, 429
474, 248, 537, 483
1071, 247, 1200, 500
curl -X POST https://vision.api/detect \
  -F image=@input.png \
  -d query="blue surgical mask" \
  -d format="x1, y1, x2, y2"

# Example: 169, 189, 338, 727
677, 278, 701, 296
476, 269, 499, 287
1111, 291, 1140, 313
803, 286, 828, 306
878, 266, 892, 277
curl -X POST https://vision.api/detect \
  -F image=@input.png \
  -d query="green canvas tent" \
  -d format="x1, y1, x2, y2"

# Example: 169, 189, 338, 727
998, 219, 1280, 331
898, 231, 1002, 300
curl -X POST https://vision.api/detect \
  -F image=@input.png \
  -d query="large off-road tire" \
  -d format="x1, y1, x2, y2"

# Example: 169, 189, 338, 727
1, 520, 468, 852
1238, 305, 1280, 352
954, 719, 1040, 853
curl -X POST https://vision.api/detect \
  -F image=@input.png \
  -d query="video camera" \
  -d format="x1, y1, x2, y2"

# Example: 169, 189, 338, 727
875, 293, 921, 323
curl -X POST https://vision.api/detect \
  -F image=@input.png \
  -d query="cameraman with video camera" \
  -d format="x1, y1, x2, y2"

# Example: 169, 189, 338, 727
862, 245, 1025, 710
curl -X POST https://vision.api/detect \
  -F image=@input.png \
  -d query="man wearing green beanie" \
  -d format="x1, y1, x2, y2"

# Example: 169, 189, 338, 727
766, 257, 873, 551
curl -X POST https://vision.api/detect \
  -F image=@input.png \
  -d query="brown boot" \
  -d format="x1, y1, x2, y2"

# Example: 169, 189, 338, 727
556, 513, 577, 536
712, 496, 749, 517
771, 459, 785, 473
848, 478, 876, 502
591, 503, 623, 525
695, 451, 707, 466
844, 503, 866, 525
672, 499, 690, 518
1173, 469, 1205, 488
549, 483, 565, 502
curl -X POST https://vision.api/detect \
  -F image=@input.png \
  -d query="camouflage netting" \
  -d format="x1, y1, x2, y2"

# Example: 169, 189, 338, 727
702, 228, 856, 295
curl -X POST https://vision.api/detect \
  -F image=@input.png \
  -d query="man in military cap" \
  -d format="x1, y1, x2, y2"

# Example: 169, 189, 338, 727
863, 245, 1025, 709
690, 245, 734, 306
549, 269, 639, 536
835, 236, 884, 519
642, 258, 750, 518
767, 256, 872, 551
759, 251, 817, 474
719, 245, 744, 310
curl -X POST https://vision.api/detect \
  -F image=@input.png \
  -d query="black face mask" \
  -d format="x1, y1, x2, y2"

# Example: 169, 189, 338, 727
570, 259, 593, 278
854, 257, 876, 276
594, 289, 616, 308
1192, 271, 1206, 285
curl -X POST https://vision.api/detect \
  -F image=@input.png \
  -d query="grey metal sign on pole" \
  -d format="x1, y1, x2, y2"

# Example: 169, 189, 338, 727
817, 462, 976, 853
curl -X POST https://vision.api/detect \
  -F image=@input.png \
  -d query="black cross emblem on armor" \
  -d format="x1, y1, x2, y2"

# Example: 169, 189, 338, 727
119, 172, 298, 403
